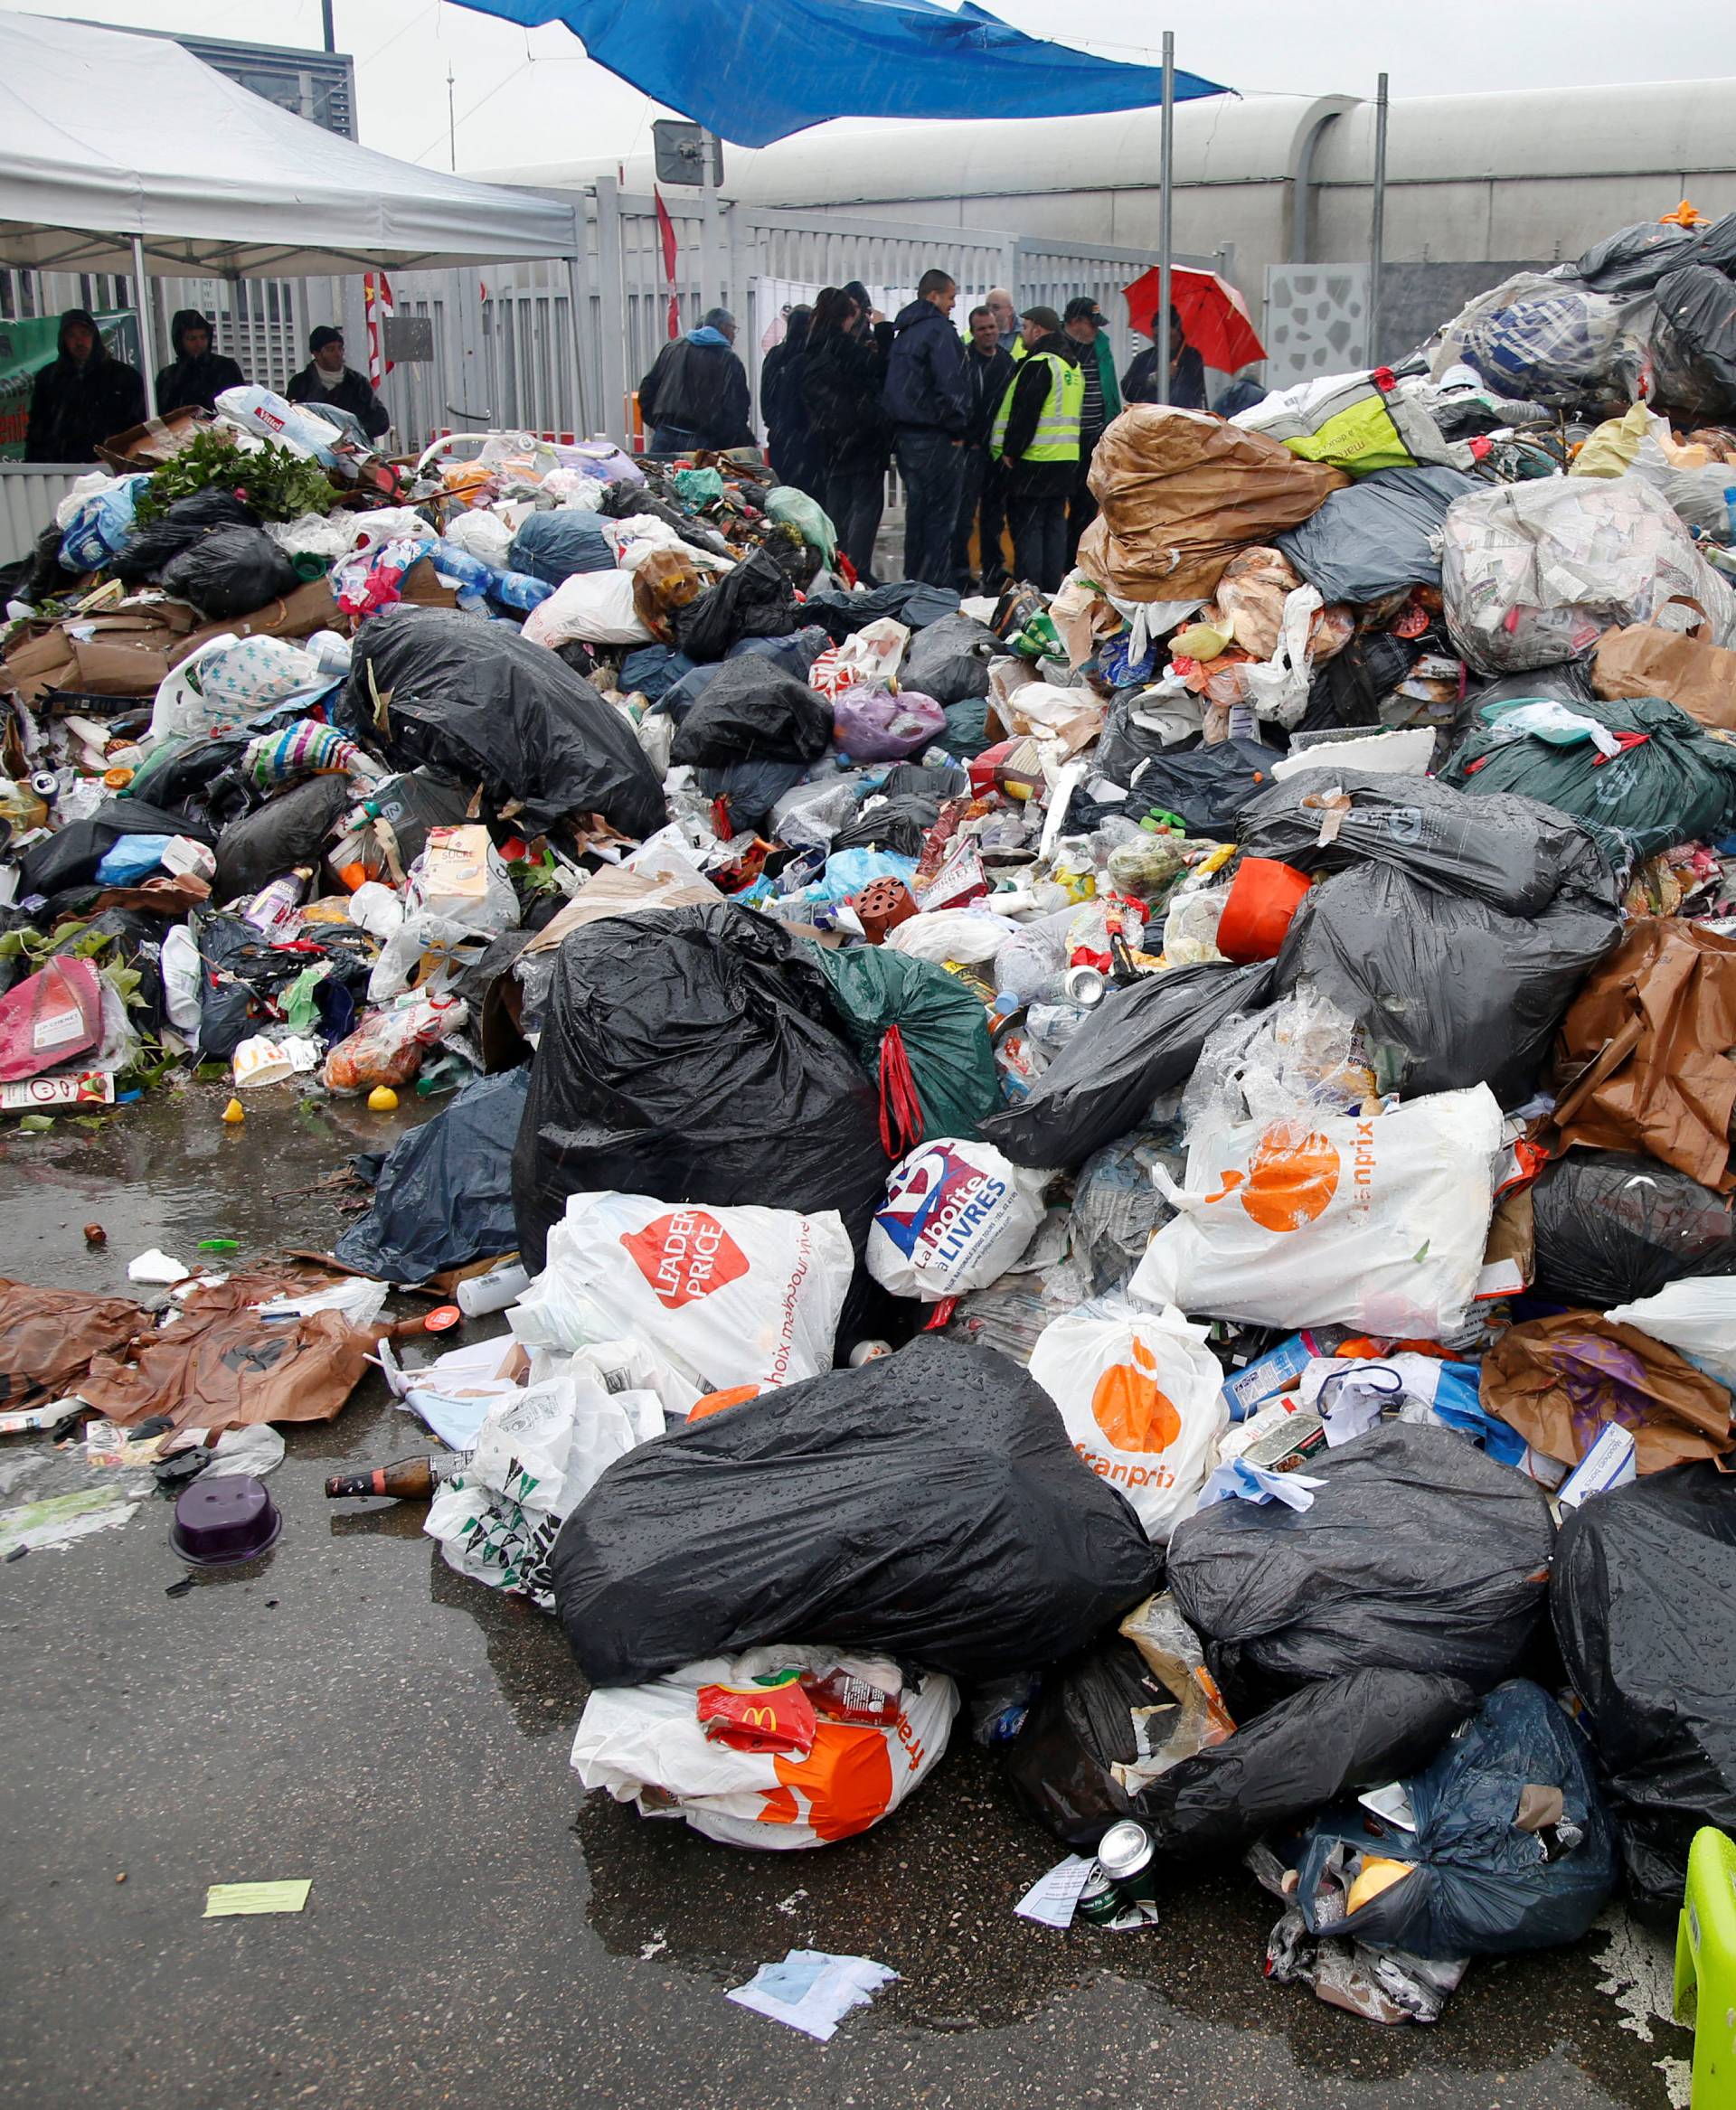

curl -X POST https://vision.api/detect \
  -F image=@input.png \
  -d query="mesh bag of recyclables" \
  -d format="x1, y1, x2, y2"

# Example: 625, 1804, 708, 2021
1129, 1084, 1504, 1336
570, 1644, 958, 1850
1439, 475, 1736, 675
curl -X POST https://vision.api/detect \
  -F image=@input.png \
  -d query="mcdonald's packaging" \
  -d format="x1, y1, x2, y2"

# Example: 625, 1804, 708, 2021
509, 1192, 853, 1408
571, 1644, 958, 1850
1029, 1298, 1231, 1543
1130, 1085, 1505, 1338
866, 1138, 1047, 1302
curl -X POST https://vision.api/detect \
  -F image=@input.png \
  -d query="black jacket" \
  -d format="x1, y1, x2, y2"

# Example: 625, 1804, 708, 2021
962, 341, 1015, 449
1122, 342, 1208, 411
637, 330, 751, 450
285, 361, 391, 440
882, 298, 970, 437
999, 333, 1080, 499
155, 309, 245, 417
25, 310, 147, 463
802, 324, 892, 475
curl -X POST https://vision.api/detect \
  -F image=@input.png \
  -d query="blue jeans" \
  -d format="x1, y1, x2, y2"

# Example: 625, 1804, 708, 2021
896, 430, 965, 587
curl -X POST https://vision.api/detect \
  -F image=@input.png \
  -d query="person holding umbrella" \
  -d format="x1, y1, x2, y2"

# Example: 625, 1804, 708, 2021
1123, 307, 1206, 410
1118, 266, 1268, 411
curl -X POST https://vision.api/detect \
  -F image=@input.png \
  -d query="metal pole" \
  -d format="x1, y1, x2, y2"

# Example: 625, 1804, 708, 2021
565, 201, 593, 438
321, 0, 335, 52
129, 234, 158, 391
1369, 71, 1389, 368
698, 127, 722, 317
448, 67, 457, 172
1156, 31, 1174, 405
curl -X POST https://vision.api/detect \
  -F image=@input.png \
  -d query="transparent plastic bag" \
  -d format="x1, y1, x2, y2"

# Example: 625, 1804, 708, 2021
322, 993, 468, 1094
1432, 271, 1650, 406
1180, 985, 1374, 1143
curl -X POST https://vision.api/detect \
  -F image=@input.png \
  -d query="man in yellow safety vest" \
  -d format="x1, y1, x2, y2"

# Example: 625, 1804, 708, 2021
988, 306, 1083, 594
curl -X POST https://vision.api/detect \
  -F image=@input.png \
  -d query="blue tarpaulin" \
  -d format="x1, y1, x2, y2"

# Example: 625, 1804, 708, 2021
450, 0, 1227, 149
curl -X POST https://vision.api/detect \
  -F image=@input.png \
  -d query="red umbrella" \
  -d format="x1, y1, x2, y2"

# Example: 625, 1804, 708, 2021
1122, 265, 1266, 372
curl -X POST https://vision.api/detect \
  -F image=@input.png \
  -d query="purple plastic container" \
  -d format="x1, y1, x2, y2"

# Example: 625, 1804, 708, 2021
170, 1474, 282, 1567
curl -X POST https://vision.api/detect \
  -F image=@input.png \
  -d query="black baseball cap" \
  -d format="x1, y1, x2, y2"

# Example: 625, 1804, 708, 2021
1023, 305, 1062, 334
309, 325, 344, 353
1064, 297, 1107, 326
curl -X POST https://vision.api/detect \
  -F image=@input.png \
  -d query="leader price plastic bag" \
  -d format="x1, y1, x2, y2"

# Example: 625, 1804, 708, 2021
867, 1138, 1047, 1302
571, 1644, 958, 1851
510, 1191, 852, 1409
1131, 1085, 1504, 1337
1029, 1299, 1229, 1542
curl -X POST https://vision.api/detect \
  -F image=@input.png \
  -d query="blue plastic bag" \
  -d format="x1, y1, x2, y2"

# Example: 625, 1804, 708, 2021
60, 476, 150, 573
94, 833, 173, 884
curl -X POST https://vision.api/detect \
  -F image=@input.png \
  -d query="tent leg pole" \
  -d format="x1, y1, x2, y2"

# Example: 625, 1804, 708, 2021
699, 127, 722, 319
1369, 71, 1389, 368
1156, 31, 1174, 406
130, 235, 158, 396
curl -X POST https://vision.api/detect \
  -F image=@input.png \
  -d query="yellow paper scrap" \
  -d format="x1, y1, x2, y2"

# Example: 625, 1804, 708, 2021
203, 1880, 312, 1918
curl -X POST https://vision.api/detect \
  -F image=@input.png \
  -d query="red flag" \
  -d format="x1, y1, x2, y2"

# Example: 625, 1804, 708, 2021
654, 188, 681, 341
363, 270, 396, 386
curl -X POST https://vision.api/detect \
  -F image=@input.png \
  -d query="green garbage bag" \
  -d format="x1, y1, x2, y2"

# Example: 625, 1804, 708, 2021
671, 466, 725, 507
1441, 692, 1736, 861
812, 944, 1001, 1150
765, 485, 837, 562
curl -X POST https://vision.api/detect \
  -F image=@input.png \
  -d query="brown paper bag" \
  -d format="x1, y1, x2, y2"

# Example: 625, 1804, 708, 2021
1482, 1310, 1732, 1474
0, 1279, 146, 1408
1593, 624, 1736, 732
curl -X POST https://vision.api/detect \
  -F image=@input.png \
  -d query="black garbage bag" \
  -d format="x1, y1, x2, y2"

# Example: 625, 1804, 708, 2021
802, 580, 959, 641
511, 903, 887, 1270
672, 546, 798, 662
1274, 855, 1621, 1105
212, 773, 354, 904
1167, 1425, 1555, 1710
694, 758, 809, 834
110, 488, 260, 585
1531, 1149, 1736, 1306
828, 792, 939, 857
190, 909, 373, 1061
1287, 1680, 1616, 1959
1298, 628, 1418, 732
158, 525, 298, 619
1241, 771, 1616, 916
550, 1333, 1160, 1685
122, 732, 252, 832
360, 768, 476, 871
335, 1068, 529, 1282
1578, 220, 1698, 296
901, 612, 999, 704
1005, 1642, 1475, 1854
980, 961, 1275, 1170
19, 797, 216, 899
1648, 264, 1736, 422
1442, 693, 1736, 864
1689, 211, 1736, 277
338, 607, 665, 841
1091, 724, 1284, 836
668, 655, 833, 767
1552, 1463, 1736, 1911
1277, 466, 1478, 606
618, 645, 695, 702
506, 511, 615, 586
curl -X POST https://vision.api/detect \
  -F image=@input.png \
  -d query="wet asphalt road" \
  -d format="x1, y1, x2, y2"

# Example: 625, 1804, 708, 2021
0, 1082, 1695, 2110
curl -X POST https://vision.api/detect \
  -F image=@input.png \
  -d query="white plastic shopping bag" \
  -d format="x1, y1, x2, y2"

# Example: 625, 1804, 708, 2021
510, 1192, 853, 1405
1130, 1084, 1504, 1337
1609, 1277, 1736, 1389
571, 1644, 958, 1850
1028, 1297, 1229, 1541
867, 1137, 1047, 1302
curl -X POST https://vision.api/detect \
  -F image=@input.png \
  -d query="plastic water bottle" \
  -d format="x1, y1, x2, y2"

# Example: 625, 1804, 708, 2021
489, 568, 553, 612
456, 1260, 531, 1317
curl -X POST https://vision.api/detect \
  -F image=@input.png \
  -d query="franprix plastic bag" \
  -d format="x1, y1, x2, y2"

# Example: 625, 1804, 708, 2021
1431, 270, 1646, 405
1168, 1424, 1555, 1707
867, 1138, 1047, 1303
550, 1333, 1160, 1687
1130, 1085, 1504, 1337
1440, 476, 1736, 676
900, 612, 1000, 704
1006, 1650, 1474, 1855
511, 906, 886, 1270
1288, 1681, 1616, 1960
1552, 1463, 1736, 1910
335, 1068, 529, 1284
980, 961, 1275, 1172
509, 1191, 852, 1409
809, 945, 1000, 1147
832, 685, 947, 761
1276, 466, 1477, 606
669, 657, 833, 767
1531, 1150, 1736, 1307
1647, 264, 1736, 422
571, 1645, 958, 1851
425, 1352, 665, 1605
1028, 1298, 1228, 1541
340, 607, 665, 840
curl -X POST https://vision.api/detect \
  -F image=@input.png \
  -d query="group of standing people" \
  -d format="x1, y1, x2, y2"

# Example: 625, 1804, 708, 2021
24, 309, 390, 462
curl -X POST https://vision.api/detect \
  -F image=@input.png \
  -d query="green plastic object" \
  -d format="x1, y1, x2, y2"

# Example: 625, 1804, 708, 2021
810, 944, 1001, 1145
197, 1239, 240, 1252
1675, 1825, 1736, 2108
763, 485, 837, 562
671, 466, 725, 506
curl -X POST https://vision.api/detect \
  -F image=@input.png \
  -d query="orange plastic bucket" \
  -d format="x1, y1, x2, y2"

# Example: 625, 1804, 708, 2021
1216, 857, 1311, 963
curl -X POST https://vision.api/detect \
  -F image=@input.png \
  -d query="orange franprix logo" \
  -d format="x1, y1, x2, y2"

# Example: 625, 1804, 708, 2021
1206, 1122, 1342, 1232
1091, 1334, 1183, 1453
620, 1208, 750, 1310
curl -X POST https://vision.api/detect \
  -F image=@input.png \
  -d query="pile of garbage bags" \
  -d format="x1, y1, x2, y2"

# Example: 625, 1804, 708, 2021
12, 216, 1736, 2027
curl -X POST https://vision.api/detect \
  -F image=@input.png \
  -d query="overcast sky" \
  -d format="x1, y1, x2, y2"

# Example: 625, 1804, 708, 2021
23, 0, 1736, 174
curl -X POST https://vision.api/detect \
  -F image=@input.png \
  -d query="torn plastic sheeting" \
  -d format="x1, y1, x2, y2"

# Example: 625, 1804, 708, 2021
0, 1278, 146, 1408
1276, 466, 1477, 607
1552, 1462, 1736, 1911
335, 1067, 529, 1285
550, 1333, 1160, 1688
1166, 1424, 1555, 1710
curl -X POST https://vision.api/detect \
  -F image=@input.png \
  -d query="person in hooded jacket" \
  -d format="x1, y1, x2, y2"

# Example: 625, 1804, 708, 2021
154, 308, 246, 417
883, 268, 972, 587
989, 307, 1081, 595
760, 306, 826, 501
24, 309, 146, 463
638, 306, 752, 454
803, 284, 893, 582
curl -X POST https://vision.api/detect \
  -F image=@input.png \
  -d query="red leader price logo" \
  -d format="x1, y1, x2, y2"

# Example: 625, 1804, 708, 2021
621, 1209, 750, 1310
